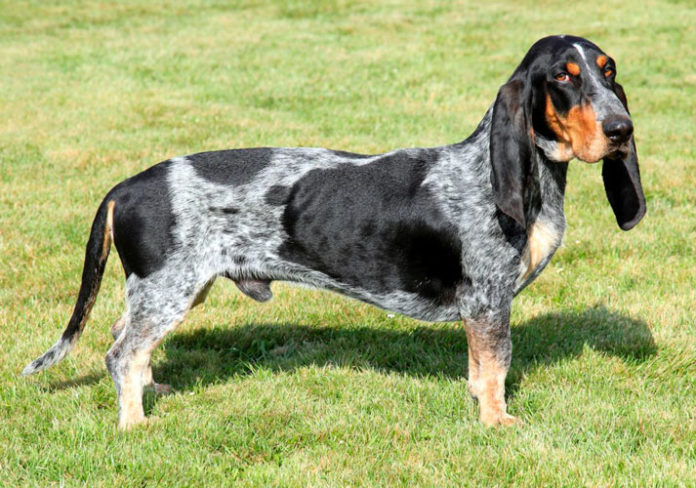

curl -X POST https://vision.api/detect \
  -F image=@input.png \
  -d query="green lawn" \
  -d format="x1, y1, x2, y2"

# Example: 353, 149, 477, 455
1, 0, 695, 486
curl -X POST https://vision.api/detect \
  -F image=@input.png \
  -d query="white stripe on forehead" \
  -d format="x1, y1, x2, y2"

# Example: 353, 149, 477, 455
572, 41, 627, 118
573, 42, 603, 92
573, 43, 588, 63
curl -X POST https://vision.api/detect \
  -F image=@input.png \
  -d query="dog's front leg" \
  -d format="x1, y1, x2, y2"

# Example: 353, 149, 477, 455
462, 309, 518, 427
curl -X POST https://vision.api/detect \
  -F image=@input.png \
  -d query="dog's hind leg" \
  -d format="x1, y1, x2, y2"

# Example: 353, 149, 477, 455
108, 276, 217, 402
109, 313, 171, 396
111, 278, 214, 342
105, 272, 202, 429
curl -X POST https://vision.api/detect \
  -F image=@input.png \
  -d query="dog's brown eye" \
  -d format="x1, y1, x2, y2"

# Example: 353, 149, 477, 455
604, 68, 614, 77
554, 72, 570, 83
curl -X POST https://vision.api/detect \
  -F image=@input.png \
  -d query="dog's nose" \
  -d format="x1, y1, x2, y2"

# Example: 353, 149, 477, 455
602, 117, 633, 144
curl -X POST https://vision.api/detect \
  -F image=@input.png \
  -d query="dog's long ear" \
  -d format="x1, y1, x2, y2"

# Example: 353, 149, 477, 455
490, 79, 534, 229
602, 82, 646, 231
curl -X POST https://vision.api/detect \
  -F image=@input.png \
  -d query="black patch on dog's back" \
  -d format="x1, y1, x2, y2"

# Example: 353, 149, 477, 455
278, 150, 463, 303
110, 160, 176, 278
190, 148, 273, 185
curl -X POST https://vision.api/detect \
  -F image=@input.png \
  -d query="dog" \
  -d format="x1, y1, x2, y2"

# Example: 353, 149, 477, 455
23, 35, 646, 428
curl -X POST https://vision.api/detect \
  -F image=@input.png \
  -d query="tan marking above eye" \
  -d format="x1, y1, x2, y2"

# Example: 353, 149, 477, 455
566, 62, 581, 76
596, 55, 608, 68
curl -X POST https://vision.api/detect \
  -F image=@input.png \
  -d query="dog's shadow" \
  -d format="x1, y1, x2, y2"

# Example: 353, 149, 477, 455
153, 304, 656, 398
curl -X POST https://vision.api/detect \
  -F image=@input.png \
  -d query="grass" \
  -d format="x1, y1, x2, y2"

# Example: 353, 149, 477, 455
1, 0, 695, 486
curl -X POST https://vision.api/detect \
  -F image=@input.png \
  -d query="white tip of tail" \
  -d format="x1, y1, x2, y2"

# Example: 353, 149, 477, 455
21, 337, 73, 376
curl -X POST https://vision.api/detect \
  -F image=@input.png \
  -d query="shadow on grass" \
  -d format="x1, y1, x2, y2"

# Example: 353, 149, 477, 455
43, 371, 103, 392
154, 304, 656, 397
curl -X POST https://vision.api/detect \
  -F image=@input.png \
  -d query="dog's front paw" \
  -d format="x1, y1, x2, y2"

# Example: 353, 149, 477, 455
117, 412, 147, 431
467, 379, 482, 399
480, 410, 520, 427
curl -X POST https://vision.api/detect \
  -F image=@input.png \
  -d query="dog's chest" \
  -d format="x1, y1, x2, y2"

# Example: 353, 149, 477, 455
516, 219, 564, 289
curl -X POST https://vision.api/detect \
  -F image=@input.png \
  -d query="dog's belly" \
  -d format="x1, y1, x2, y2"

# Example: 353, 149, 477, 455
277, 269, 463, 323
216, 251, 462, 322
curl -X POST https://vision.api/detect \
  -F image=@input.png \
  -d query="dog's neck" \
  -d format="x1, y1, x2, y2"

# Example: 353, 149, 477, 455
457, 108, 569, 233
528, 150, 568, 232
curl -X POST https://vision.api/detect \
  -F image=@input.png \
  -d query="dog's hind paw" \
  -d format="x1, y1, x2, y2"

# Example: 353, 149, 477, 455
147, 382, 172, 395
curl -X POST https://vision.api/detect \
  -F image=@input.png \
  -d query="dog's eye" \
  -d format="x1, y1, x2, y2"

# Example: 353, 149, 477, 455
554, 72, 570, 83
604, 68, 614, 78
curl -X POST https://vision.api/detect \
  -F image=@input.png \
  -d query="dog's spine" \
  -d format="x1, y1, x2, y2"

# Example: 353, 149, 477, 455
22, 198, 115, 376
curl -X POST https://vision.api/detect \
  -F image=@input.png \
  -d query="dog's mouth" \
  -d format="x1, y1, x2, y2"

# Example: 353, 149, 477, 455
581, 138, 631, 163
605, 145, 630, 160
578, 149, 627, 164
575, 146, 626, 164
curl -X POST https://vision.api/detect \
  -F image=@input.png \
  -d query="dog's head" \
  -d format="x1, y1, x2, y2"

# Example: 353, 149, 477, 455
489, 35, 646, 231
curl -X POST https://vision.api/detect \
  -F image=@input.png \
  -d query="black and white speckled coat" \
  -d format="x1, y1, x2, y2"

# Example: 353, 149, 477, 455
23, 35, 646, 428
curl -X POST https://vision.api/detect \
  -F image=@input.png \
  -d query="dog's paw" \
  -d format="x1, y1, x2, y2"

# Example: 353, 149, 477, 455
478, 400, 521, 427
151, 383, 172, 395
498, 413, 521, 427
117, 413, 147, 431
480, 411, 521, 427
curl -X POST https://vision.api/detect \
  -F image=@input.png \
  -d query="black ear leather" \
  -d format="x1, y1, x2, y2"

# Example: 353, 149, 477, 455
490, 80, 534, 229
602, 82, 646, 230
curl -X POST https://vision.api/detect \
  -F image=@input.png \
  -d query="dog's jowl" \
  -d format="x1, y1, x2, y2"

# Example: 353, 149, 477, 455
23, 35, 645, 429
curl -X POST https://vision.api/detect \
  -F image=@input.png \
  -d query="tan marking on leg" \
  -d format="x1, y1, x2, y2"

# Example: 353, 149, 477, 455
476, 351, 518, 427
117, 347, 151, 430
465, 321, 518, 427
465, 333, 482, 399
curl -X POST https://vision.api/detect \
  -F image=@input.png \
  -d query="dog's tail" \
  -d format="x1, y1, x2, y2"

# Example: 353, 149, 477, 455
22, 198, 115, 376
